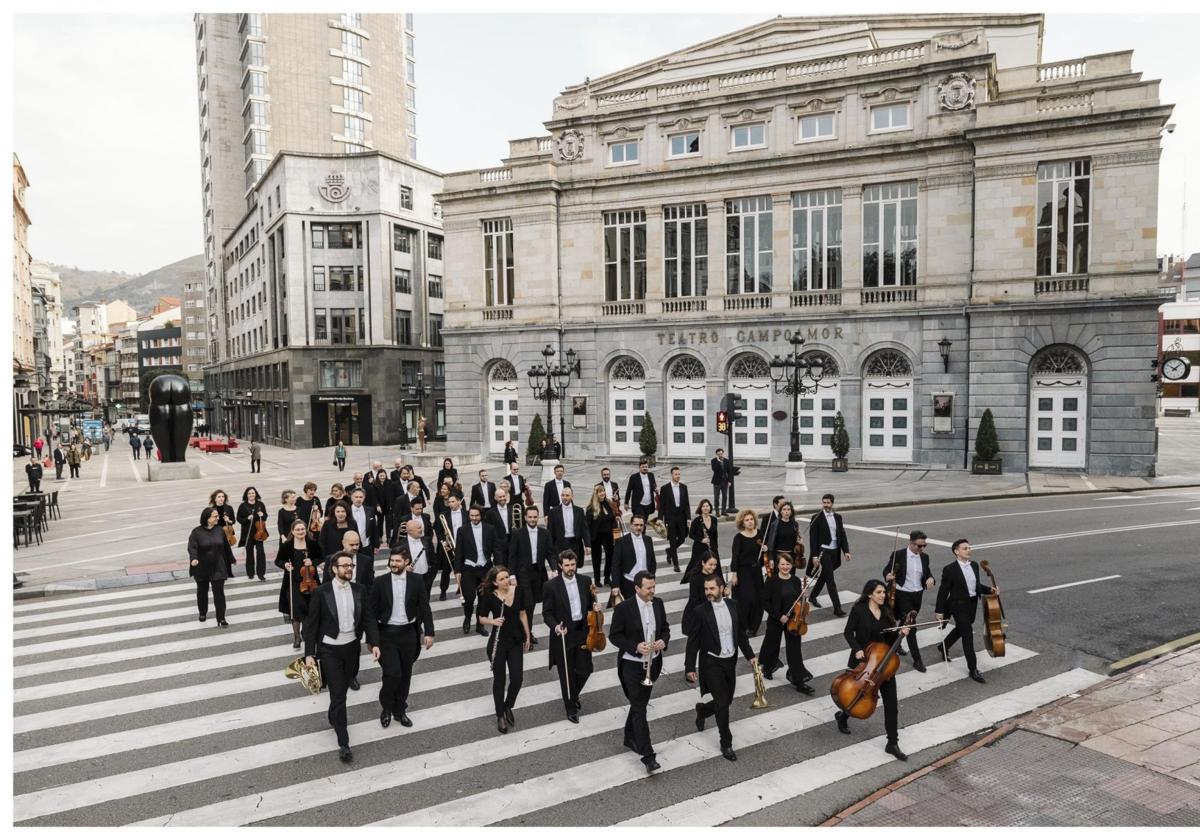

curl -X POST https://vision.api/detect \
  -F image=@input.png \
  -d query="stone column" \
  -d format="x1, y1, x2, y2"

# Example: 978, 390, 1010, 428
772, 192, 792, 307
840, 184, 863, 308
644, 206, 664, 310
705, 198, 725, 308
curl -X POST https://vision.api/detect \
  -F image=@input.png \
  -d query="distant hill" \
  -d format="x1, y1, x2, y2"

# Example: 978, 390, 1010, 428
57, 254, 204, 315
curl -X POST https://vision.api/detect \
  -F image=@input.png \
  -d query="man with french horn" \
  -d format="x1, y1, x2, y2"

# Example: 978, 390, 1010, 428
610, 571, 670, 773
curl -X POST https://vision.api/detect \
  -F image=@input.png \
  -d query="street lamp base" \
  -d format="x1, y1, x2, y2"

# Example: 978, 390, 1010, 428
538, 458, 561, 487
783, 459, 809, 494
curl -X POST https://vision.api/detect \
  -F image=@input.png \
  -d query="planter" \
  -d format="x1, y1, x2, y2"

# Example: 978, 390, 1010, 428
972, 458, 1003, 475
641, 454, 657, 468
831, 458, 849, 473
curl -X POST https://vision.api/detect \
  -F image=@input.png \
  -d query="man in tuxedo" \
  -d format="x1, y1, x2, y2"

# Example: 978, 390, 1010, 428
808, 493, 851, 617
470, 468, 497, 510
609, 571, 670, 773
506, 462, 531, 506
710, 448, 732, 515
388, 479, 424, 543
543, 550, 596, 723
303, 550, 372, 762
624, 459, 657, 520
613, 514, 656, 601
486, 485, 516, 560
685, 574, 757, 761
454, 505, 496, 635
598, 467, 620, 508
436, 493, 466, 602
390, 457, 406, 484
542, 463, 571, 519
398, 507, 437, 595
344, 472, 364, 498
549, 486, 591, 563
347, 489, 379, 591
397, 497, 434, 546
509, 504, 554, 645
367, 550, 434, 729
935, 538, 997, 683
658, 466, 690, 574
884, 529, 935, 672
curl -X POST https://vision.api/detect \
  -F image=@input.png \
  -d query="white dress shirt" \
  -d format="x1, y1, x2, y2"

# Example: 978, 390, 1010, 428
497, 505, 510, 534
563, 507, 575, 539
555, 479, 565, 503
449, 509, 464, 535
671, 482, 681, 507
407, 535, 429, 575
627, 535, 648, 582
712, 599, 735, 658
352, 505, 370, 548
623, 596, 660, 662
526, 526, 539, 565
563, 575, 583, 621
388, 573, 410, 625
323, 579, 357, 645
958, 559, 977, 598
477, 483, 491, 509
822, 511, 838, 550
639, 474, 652, 504
602, 480, 617, 499
900, 551, 924, 593
468, 523, 485, 567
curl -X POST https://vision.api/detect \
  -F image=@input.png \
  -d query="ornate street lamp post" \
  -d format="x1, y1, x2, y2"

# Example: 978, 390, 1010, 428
526, 344, 580, 461
769, 333, 827, 491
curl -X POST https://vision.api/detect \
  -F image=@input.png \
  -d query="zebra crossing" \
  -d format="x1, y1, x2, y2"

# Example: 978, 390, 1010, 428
14, 537, 1101, 826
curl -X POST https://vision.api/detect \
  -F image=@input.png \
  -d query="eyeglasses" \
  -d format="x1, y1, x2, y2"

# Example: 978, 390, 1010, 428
915, 543, 927, 549
334, 563, 355, 569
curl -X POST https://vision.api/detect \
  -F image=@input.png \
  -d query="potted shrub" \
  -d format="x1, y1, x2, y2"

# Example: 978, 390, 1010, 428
972, 408, 1003, 474
526, 414, 546, 466
639, 412, 658, 468
830, 411, 850, 472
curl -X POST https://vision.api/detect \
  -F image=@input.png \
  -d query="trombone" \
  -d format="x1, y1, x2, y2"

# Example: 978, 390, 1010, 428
438, 513, 456, 566
511, 500, 524, 532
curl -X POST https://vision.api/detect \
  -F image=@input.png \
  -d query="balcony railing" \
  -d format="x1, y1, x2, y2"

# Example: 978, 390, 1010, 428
662, 298, 708, 314
602, 300, 645, 317
1035, 276, 1090, 295
862, 287, 918, 305
482, 306, 513, 321
723, 293, 772, 311
790, 291, 842, 308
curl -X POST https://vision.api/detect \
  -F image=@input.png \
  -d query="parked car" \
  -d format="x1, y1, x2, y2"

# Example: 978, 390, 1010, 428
13, 444, 30, 457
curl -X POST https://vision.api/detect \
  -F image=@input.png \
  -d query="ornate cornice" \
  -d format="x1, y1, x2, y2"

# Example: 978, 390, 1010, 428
1091, 148, 1162, 169
975, 162, 1036, 181
719, 105, 774, 124
787, 96, 844, 114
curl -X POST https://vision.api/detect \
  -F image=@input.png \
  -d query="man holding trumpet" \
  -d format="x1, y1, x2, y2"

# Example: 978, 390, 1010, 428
609, 571, 670, 773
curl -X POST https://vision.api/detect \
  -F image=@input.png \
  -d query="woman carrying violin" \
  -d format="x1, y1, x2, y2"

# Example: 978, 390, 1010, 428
541, 550, 597, 724
728, 509, 765, 636
236, 486, 269, 581
836, 579, 910, 761
759, 552, 815, 694
584, 484, 616, 587
276, 518, 323, 650
682, 499, 719, 583
208, 489, 238, 577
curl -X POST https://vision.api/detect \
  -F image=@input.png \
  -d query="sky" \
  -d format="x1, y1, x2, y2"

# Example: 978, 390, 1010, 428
10, 8, 1200, 275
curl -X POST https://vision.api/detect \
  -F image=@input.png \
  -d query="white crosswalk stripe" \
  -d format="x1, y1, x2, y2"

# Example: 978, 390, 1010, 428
13, 541, 1094, 828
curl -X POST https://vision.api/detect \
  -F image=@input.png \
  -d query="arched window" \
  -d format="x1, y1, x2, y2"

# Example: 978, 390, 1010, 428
611, 357, 646, 381
487, 360, 518, 452
862, 349, 914, 462
489, 359, 517, 382
728, 353, 771, 458
1028, 345, 1088, 468
864, 349, 913, 378
800, 351, 840, 379
729, 353, 770, 379
797, 351, 841, 459
1031, 346, 1087, 376
668, 355, 706, 381
609, 356, 646, 455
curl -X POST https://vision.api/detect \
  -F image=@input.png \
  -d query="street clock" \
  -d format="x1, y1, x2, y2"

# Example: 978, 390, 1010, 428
1162, 356, 1192, 382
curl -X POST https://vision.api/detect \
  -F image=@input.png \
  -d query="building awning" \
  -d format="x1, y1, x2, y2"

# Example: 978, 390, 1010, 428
192, 402, 208, 410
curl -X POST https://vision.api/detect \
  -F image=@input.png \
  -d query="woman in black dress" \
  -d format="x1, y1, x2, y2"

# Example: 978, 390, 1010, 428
208, 489, 238, 576
836, 578, 910, 761
436, 458, 458, 492
372, 467, 390, 535
477, 565, 531, 734
683, 499, 719, 582
319, 500, 357, 581
188, 507, 234, 626
276, 518, 323, 649
277, 490, 298, 544
584, 484, 616, 586
759, 552, 815, 693
729, 508, 765, 636
502, 440, 518, 466
682, 552, 726, 637
769, 501, 799, 573
237, 486, 269, 581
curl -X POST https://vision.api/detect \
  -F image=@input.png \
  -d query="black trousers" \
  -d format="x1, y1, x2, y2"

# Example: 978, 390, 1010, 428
880, 677, 899, 741
439, 550, 453, 595
666, 519, 687, 569
336, 456, 346, 471
810, 550, 843, 610
712, 482, 728, 514
461, 567, 486, 623
355, 549, 376, 591
590, 532, 614, 584
893, 590, 925, 661
195, 578, 226, 620
317, 640, 360, 747
631, 502, 653, 520
523, 572, 545, 634
55, 463, 63, 478
553, 630, 593, 710
697, 654, 737, 749
618, 658, 656, 759
131, 447, 140, 459
244, 540, 266, 578
29, 478, 41, 492
378, 624, 420, 714
69, 464, 80, 478
758, 618, 812, 683
733, 575, 764, 635
942, 606, 978, 673
489, 640, 524, 717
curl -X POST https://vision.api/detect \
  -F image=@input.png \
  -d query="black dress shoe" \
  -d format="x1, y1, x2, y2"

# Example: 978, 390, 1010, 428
672, 563, 680, 573
912, 659, 927, 673
833, 609, 847, 618
476, 624, 487, 636
695, 703, 706, 732
497, 715, 508, 734
529, 636, 539, 646
885, 742, 908, 761
643, 757, 661, 773
721, 747, 737, 762
462, 618, 471, 634
939, 644, 953, 663
380, 710, 392, 728
339, 745, 353, 763
762, 669, 776, 681
969, 671, 986, 684
796, 682, 816, 695
218, 620, 229, 627
439, 591, 447, 601
808, 597, 821, 608
574, 699, 582, 710
199, 615, 207, 622
504, 707, 515, 725
897, 648, 907, 656
258, 575, 266, 582
835, 711, 851, 735
397, 712, 413, 727
567, 710, 579, 724
350, 678, 360, 691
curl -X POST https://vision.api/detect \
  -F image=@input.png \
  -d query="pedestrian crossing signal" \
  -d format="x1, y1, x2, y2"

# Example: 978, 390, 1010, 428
716, 410, 730, 435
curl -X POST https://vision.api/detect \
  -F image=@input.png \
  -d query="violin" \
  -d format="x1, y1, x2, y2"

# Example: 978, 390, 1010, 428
785, 564, 816, 636
299, 562, 318, 594
979, 560, 1007, 658
830, 610, 917, 720
608, 495, 625, 541
583, 583, 607, 653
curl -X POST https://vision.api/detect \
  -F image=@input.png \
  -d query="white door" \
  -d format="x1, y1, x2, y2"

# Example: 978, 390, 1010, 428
730, 382, 771, 459
798, 384, 840, 461
862, 382, 914, 462
1029, 385, 1087, 468
667, 385, 706, 458
487, 385, 519, 453
610, 387, 646, 456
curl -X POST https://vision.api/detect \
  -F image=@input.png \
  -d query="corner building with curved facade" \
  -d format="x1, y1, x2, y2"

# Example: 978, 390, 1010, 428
439, 14, 1171, 475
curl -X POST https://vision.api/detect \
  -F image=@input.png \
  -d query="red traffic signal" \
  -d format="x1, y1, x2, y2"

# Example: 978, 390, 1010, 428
716, 410, 730, 434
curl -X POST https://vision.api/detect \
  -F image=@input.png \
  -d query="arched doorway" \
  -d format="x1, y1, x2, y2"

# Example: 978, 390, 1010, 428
666, 355, 707, 458
1028, 346, 1088, 468
862, 349, 914, 463
796, 351, 841, 461
728, 353, 771, 459
608, 356, 646, 456
487, 360, 519, 454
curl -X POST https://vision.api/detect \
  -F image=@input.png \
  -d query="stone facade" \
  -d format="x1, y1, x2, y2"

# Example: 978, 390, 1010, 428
437, 15, 1171, 476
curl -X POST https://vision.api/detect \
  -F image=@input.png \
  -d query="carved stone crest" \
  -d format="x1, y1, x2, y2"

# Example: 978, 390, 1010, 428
938, 73, 976, 111
557, 128, 585, 162
319, 173, 350, 203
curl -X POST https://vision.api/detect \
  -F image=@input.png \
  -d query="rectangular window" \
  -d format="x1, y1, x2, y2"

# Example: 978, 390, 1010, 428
344, 115, 365, 142
428, 314, 443, 347
401, 361, 420, 387
246, 100, 268, 129
870, 103, 910, 133
663, 203, 708, 298
314, 308, 328, 341
341, 31, 363, 57
1037, 160, 1091, 276
343, 87, 364, 113
483, 218, 515, 307
405, 13, 414, 31
319, 360, 362, 389
609, 140, 639, 165
725, 196, 773, 294
603, 209, 647, 301
791, 189, 843, 291
243, 14, 262, 37
433, 361, 445, 386
245, 41, 265, 66
427, 234, 443, 260
341, 13, 361, 29
246, 71, 266, 96
394, 310, 412, 345
342, 59, 363, 86
328, 265, 362, 291
400, 185, 413, 210
312, 266, 326, 291
799, 113, 835, 141
329, 308, 358, 345
249, 129, 268, 155
730, 122, 766, 150
393, 268, 411, 293
311, 226, 325, 249
862, 182, 917, 288
313, 223, 359, 249
406, 60, 416, 84
409, 138, 417, 159
406, 34, 415, 56
668, 132, 700, 158
393, 224, 413, 253
428, 274, 443, 298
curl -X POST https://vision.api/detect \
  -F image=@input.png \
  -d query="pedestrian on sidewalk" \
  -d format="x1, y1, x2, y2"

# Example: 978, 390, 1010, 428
188, 506, 234, 626
237, 486, 269, 581
249, 439, 262, 473
53, 444, 65, 478
33, 437, 44, 459
102, 431, 110, 451
808, 494, 851, 618
129, 433, 141, 460
417, 415, 428, 452
67, 445, 81, 478
82, 439, 92, 460
710, 448, 732, 515
142, 434, 154, 460
333, 439, 346, 472
25, 457, 43, 492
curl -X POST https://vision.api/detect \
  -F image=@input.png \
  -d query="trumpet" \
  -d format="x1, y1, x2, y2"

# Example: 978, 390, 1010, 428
284, 656, 323, 695
641, 650, 654, 686
750, 660, 770, 709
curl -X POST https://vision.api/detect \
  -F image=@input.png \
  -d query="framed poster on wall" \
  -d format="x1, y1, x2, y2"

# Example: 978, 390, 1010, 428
932, 392, 953, 433
572, 395, 587, 429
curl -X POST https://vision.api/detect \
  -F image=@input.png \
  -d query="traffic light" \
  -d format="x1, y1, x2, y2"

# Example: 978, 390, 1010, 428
716, 410, 729, 434
720, 392, 744, 423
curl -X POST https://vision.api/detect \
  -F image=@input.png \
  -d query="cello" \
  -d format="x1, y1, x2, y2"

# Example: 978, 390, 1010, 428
583, 583, 607, 652
830, 610, 917, 720
978, 560, 1007, 658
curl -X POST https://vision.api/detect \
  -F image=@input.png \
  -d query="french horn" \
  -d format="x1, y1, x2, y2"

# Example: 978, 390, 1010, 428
284, 656, 324, 695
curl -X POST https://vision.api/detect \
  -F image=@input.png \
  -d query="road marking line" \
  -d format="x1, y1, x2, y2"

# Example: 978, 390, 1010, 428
844, 523, 952, 547
1108, 630, 1200, 674
195, 451, 237, 473
872, 499, 1189, 528
622, 668, 1103, 826
973, 519, 1200, 550
1081, 475, 1098, 491
129, 455, 143, 483
99, 453, 109, 488
1027, 574, 1121, 594
19, 514, 197, 551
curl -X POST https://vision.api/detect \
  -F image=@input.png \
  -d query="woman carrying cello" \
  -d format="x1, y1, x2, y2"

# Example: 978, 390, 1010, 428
759, 551, 815, 694
834, 579, 911, 761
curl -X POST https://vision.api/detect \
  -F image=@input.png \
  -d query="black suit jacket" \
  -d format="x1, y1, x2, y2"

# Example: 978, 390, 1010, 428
710, 457, 731, 484
658, 482, 691, 531
542, 478, 572, 515
624, 471, 658, 509
506, 471, 532, 505
543, 573, 596, 663
395, 512, 434, 542
470, 481, 497, 509
486, 504, 517, 555
347, 505, 380, 550
453, 522, 497, 573
684, 598, 755, 674
549, 504, 591, 552
599, 478, 621, 505
884, 549, 934, 590
368, 570, 435, 637
809, 511, 850, 567
509, 525, 555, 577
613, 532, 657, 593
302, 580, 371, 656
935, 560, 993, 620
610, 595, 670, 680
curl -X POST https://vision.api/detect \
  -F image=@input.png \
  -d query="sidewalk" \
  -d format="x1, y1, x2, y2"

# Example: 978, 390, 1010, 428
829, 642, 1200, 826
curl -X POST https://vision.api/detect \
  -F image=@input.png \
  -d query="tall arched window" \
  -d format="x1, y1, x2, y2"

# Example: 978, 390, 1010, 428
727, 352, 771, 459
796, 351, 842, 460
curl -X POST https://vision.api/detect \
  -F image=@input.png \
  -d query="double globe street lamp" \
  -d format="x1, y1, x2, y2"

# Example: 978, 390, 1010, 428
526, 344, 579, 460
769, 333, 826, 491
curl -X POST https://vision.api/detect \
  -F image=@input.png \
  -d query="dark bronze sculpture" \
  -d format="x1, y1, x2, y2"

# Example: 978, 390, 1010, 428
149, 374, 192, 463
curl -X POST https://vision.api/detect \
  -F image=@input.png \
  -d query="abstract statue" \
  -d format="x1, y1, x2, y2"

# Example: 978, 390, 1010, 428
149, 374, 192, 463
